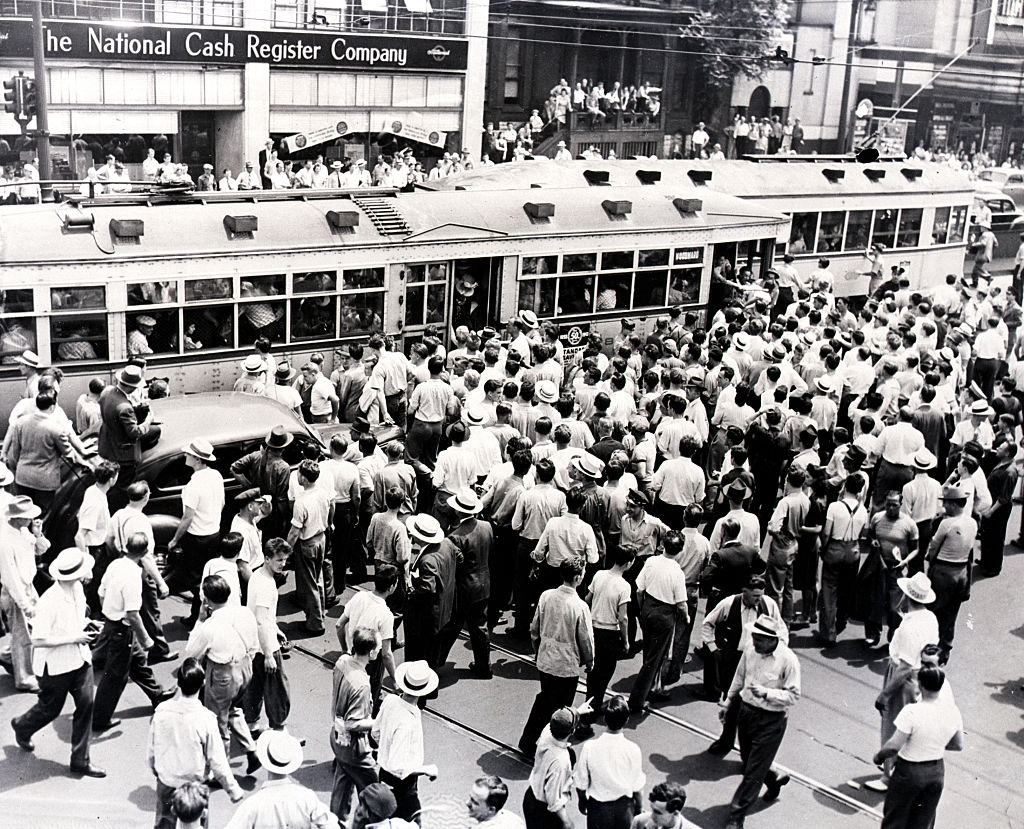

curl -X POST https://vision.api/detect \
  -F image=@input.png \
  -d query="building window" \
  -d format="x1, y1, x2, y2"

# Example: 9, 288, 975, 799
999, 0, 1024, 18
504, 30, 522, 104
17, 0, 242, 25
271, 0, 464, 34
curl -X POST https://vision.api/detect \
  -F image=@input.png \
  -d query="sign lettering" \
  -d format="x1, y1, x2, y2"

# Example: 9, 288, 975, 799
673, 247, 703, 266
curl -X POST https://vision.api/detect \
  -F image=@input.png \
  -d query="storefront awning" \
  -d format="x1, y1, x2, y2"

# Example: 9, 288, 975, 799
47, 109, 179, 135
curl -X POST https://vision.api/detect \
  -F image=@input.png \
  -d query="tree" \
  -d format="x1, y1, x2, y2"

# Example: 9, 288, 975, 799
680, 0, 791, 90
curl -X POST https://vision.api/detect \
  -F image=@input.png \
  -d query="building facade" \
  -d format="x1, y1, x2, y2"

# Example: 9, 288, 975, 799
0, 0, 487, 177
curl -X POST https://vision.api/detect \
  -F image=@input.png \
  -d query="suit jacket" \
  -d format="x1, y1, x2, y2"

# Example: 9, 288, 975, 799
444, 518, 493, 604
98, 386, 151, 464
412, 543, 456, 631
702, 541, 764, 602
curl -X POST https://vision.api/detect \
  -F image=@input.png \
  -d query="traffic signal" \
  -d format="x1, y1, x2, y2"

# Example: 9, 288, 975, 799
23, 79, 36, 119
2, 76, 21, 116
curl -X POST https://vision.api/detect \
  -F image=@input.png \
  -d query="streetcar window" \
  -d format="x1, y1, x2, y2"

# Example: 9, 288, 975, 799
0, 289, 33, 314
406, 286, 425, 328
128, 282, 177, 306
293, 272, 337, 293
238, 299, 285, 347
518, 278, 556, 318
668, 269, 700, 304
558, 276, 595, 315
339, 293, 385, 335
522, 256, 556, 275
788, 213, 817, 254
51, 286, 105, 310
246, 275, 285, 297
403, 262, 448, 328
127, 310, 178, 356
816, 212, 844, 253
425, 283, 446, 324
948, 206, 968, 243
845, 210, 872, 249
291, 296, 337, 341
638, 249, 669, 268
185, 306, 235, 350
185, 279, 232, 302
601, 250, 634, 270
50, 314, 108, 362
897, 208, 923, 248
401, 264, 427, 282
562, 253, 597, 273
871, 209, 898, 249
932, 207, 951, 245
0, 319, 37, 365
343, 268, 385, 290
596, 274, 630, 311
633, 270, 669, 308
427, 263, 448, 282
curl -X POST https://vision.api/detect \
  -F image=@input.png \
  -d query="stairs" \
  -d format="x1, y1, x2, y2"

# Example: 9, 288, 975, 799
352, 195, 410, 236
532, 127, 568, 159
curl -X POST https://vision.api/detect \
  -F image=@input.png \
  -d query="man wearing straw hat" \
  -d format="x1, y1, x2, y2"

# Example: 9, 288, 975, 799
926, 483, 977, 665
11, 547, 105, 777
900, 450, 942, 576
865, 571, 938, 793
405, 514, 455, 672
234, 354, 268, 396
0, 495, 46, 693
224, 730, 335, 828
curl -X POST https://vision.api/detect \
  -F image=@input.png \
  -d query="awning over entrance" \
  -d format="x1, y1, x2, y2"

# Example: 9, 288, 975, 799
46, 109, 179, 135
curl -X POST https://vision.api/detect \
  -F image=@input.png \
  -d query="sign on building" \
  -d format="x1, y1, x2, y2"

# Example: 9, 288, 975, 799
282, 121, 354, 153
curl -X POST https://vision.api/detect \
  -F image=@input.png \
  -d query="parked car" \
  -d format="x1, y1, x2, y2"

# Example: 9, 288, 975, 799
43, 391, 400, 556
967, 189, 1024, 275
976, 168, 1024, 206
971, 189, 1023, 232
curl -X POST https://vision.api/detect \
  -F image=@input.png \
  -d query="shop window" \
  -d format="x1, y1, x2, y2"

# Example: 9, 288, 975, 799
932, 207, 951, 245
633, 269, 669, 308
522, 256, 556, 276
601, 250, 635, 270
638, 249, 670, 268
51, 313, 108, 362
788, 213, 817, 254
845, 210, 872, 250
518, 278, 556, 318
185, 306, 234, 350
562, 253, 597, 273
668, 269, 700, 304
557, 276, 595, 315
127, 310, 179, 356
128, 281, 178, 305
339, 293, 384, 335
871, 209, 898, 249
816, 212, 845, 252
185, 278, 232, 302
948, 205, 968, 243
596, 274, 630, 311
294, 271, 338, 293
342, 267, 385, 290
291, 296, 337, 340
0, 288, 36, 364
897, 208, 923, 248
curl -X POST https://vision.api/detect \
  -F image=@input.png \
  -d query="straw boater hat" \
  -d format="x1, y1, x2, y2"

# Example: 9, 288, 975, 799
465, 407, 487, 426
732, 332, 749, 352
912, 449, 937, 472
395, 660, 439, 697
969, 400, 994, 417
749, 614, 783, 639
48, 548, 95, 582
814, 376, 832, 394
536, 381, 558, 404
897, 572, 936, 604
456, 275, 479, 297
571, 453, 604, 479
255, 729, 303, 775
15, 350, 40, 369
183, 438, 216, 464
447, 487, 483, 516
407, 514, 445, 546
517, 310, 540, 330
242, 354, 264, 374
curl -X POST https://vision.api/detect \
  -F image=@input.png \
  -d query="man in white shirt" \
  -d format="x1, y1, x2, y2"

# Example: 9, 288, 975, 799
243, 538, 292, 734
650, 436, 706, 530
574, 696, 646, 823
708, 481, 761, 553
874, 408, 926, 509
302, 362, 339, 424
218, 168, 238, 191
818, 474, 869, 646
973, 315, 1007, 397
1, 496, 47, 693
336, 564, 398, 709
690, 122, 709, 158
235, 162, 262, 190
901, 450, 942, 571
432, 422, 482, 529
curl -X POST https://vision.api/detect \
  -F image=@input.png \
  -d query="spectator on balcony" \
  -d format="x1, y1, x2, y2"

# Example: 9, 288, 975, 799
553, 89, 571, 127
572, 85, 586, 112
586, 88, 606, 129
691, 122, 710, 159
529, 109, 544, 132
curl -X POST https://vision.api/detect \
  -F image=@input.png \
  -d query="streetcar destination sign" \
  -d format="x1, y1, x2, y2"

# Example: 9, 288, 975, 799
0, 18, 468, 71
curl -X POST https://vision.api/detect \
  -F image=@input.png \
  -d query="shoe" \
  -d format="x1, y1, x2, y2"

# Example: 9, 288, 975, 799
246, 722, 263, 738
301, 625, 326, 636
763, 773, 790, 802
573, 723, 595, 740
863, 778, 889, 793
70, 763, 107, 778
468, 662, 493, 679
92, 718, 122, 733
706, 740, 732, 756
11, 718, 33, 752
246, 751, 261, 775
174, 615, 196, 632
324, 597, 340, 609
864, 637, 881, 648
15, 682, 40, 694
648, 688, 671, 702
148, 650, 179, 665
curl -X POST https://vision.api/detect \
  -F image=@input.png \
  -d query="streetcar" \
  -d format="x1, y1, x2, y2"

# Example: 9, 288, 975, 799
0, 181, 788, 426
426, 157, 975, 297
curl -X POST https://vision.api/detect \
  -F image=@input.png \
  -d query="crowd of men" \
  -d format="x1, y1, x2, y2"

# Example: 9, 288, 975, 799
1, 248, 1003, 828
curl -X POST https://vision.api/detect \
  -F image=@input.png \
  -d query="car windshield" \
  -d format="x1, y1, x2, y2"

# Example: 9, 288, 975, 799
980, 170, 1005, 183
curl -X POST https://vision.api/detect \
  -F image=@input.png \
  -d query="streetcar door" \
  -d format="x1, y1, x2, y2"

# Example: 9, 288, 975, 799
450, 257, 502, 339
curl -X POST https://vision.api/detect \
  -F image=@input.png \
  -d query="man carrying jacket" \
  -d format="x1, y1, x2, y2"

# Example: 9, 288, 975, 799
98, 365, 160, 507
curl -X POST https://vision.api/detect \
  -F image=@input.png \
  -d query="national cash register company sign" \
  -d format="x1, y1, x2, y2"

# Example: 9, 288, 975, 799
0, 18, 468, 71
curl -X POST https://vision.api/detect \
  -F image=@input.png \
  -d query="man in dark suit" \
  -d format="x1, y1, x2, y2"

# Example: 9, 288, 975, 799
258, 139, 274, 190
701, 517, 765, 612
436, 489, 493, 678
405, 514, 455, 685
98, 364, 160, 507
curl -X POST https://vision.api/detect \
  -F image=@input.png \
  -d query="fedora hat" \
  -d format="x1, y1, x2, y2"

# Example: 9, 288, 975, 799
15, 350, 40, 369
465, 407, 487, 426
725, 479, 752, 500
264, 425, 294, 450
394, 660, 439, 697
255, 729, 303, 775
48, 548, 95, 582
517, 310, 540, 330
447, 487, 483, 515
242, 354, 264, 374
845, 444, 867, 465
0, 466, 12, 487
407, 514, 444, 546
183, 438, 216, 463
749, 614, 783, 639
912, 449, 937, 471
536, 380, 558, 404
117, 364, 145, 389
6, 495, 41, 520
897, 572, 936, 604
969, 400, 994, 417
940, 483, 967, 501
571, 453, 604, 479
275, 361, 297, 381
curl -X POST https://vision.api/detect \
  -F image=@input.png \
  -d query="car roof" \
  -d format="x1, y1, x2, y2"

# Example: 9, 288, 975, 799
143, 392, 315, 463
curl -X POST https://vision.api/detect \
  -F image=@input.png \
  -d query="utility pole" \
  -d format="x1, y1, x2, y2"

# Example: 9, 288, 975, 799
31, 0, 51, 200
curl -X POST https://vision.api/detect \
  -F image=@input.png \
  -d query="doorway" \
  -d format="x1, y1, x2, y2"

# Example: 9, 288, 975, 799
748, 87, 771, 120
180, 112, 215, 181
450, 257, 502, 337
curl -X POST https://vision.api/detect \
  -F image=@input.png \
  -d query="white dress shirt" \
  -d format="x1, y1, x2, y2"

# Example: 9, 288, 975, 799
372, 694, 423, 779
573, 731, 646, 801
31, 581, 91, 675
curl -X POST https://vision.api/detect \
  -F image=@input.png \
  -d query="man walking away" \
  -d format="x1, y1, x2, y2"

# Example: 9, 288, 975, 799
244, 538, 292, 735
574, 696, 646, 829
287, 459, 333, 634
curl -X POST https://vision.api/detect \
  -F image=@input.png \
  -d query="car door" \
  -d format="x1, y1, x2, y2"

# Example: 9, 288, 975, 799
1004, 173, 1024, 206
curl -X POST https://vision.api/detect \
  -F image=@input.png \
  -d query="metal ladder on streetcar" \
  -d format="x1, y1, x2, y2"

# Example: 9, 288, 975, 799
352, 195, 411, 236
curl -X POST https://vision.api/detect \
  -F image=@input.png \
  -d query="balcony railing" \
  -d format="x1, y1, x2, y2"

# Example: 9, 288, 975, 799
568, 109, 664, 133
999, 0, 1023, 18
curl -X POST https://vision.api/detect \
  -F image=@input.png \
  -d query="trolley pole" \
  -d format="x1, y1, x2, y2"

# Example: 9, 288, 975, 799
31, 0, 52, 200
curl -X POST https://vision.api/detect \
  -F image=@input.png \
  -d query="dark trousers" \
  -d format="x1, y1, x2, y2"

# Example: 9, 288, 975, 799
586, 628, 623, 718
243, 651, 290, 729
14, 484, 54, 514
385, 392, 407, 429
170, 531, 220, 624
489, 525, 516, 629
14, 662, 94, 767
437, 596, 490, 670
407, 418, 443, 467
715, 694, 742, 749
524, 787, 565, 829
629, 596, 677, 711
881, 758, 945, 829
586, 796, 635, 829
703, 648, 742, 700
819, 554, 859, 642
973, 357, 1000, 398
929, 561, 968, 659
331, 508, 358, 593
911, 519, 936, 576
294, 534, 327, 631
331, 745, 379, 823
520, 671, 579, 754
85, 544, 113, 613
980, 503, 1011, 574
141, 574, 171, 660
107, 461, 138, 512
513, 538, 539, 634
405, 599, 442, 669
92, 620, 165, 728
874, 461, 914, 509
655, 500, 687, 532
379, 768, 422, 823
729, 703, 788, 821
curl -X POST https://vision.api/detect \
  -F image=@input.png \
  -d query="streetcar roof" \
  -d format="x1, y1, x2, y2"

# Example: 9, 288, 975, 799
0, 184, 786, 264
422, 160, 975, 200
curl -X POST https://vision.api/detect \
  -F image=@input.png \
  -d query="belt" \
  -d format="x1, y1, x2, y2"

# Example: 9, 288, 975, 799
896, 757, 943, 766
740, 700, 786, 716
299, 531, 326, 543
933, 559, 969, 568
